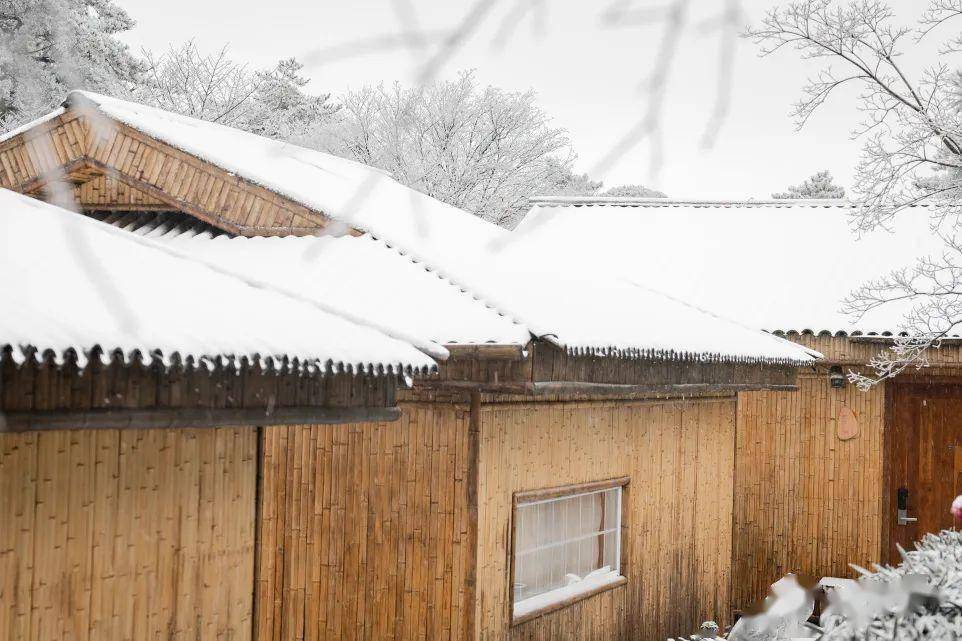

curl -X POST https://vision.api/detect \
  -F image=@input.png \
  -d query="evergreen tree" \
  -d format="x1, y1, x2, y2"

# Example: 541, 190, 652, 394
601, 183, 667, 198
772, 170, 845, 199
0, 0, 141, 131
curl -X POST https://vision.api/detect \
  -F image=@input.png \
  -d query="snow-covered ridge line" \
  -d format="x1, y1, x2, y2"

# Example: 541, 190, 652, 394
528, 196, 857, 208
0, 106, 66, 144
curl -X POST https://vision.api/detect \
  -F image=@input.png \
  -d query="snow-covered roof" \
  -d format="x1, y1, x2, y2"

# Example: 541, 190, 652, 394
92, 211, 817, 365
64, 90, 505, 271
467, 235, 820, 365
0, 189, 437, 375
516, 197, 947, 336
98, 211, 530, 349
33, 93, 817, 365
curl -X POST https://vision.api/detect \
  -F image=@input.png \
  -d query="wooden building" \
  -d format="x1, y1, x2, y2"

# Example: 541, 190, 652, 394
518, 196, 962, 613
0, 189, 436, 641
0, 94, 819, 641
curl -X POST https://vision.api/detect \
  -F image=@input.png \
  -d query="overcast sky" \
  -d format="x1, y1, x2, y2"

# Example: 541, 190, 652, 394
115, 0, 944, 199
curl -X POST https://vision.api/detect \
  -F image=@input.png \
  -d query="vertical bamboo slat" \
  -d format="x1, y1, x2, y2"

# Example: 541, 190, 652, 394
475, 397, 737, 641
0, 428, 257, 641
731, 373, 886, 610
255, 402, 475, 641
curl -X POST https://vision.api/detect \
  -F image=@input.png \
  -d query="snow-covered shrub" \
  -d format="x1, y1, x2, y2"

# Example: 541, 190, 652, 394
723, 530, 962, 641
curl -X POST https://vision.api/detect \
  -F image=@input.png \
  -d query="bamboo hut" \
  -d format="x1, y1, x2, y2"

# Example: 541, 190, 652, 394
519, 196, 962, 613
1, 94, 818, 641
0, 188, 435, 640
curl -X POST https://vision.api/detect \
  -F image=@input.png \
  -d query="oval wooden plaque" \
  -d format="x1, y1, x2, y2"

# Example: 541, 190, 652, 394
838, 407, 859, 440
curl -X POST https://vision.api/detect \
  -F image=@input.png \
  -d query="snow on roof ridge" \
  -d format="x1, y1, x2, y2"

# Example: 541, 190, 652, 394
528, 195, 857, 208
0, 106, 67, 144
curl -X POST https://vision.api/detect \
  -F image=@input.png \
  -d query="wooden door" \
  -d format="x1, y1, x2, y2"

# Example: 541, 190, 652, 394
888, 383, 962, 561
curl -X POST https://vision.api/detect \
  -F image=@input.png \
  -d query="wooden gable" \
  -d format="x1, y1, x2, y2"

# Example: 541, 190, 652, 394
0, 95, 346, 236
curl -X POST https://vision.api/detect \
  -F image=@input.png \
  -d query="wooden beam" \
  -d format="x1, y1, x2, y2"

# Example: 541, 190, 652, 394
0, 406, 402, 432
415, 380, 799, 396
80, 157, 245, 235
513, 476, 630, 505
12, 157, 91, 194
465, 391, 481, 641
445, 344, 527, 361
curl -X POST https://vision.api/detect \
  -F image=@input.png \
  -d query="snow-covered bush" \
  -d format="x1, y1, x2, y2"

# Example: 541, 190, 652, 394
723, 530, 962, 641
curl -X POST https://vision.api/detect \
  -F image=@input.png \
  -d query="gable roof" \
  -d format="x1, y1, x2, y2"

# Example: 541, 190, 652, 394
58, 90, 507, 269
1, 95, 818, 366
0, 188, 436, 375
516, 197, 946, 336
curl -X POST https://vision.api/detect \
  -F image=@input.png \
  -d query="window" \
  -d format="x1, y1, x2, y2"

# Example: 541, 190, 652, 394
511, 478, 627, 623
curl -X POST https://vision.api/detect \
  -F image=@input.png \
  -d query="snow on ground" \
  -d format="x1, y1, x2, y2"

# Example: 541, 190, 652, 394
0, 189, 436, 374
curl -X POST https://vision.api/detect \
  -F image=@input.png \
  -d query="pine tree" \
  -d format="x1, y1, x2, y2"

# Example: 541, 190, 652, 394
0, 0, 142, 131
601, 183, 667, 198
135, 42, 337, 141
772, 170, 845, 199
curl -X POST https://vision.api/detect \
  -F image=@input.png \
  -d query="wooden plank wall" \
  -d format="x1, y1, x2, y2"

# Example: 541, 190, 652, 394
731, 372, 886, 610
0, 103, 334, 235
75, 174, 167, 210
0, 111, 87, 190
476, 398, 737, 641
0, 427, 257, 641
255, 402, 476, 641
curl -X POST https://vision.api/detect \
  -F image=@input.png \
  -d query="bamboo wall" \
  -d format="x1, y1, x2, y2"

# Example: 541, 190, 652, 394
730, 336, 962, 610
0, 427, 257, 641
731, 373, 886, 610
254, 402, 477, 641
476, 398, 737, 641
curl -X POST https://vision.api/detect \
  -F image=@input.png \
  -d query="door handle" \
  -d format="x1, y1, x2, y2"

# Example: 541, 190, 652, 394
897, 487, 917, 525
898, 512, 918, 525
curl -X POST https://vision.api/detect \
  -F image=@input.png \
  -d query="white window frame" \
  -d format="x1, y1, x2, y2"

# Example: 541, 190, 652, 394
510, 477, 629, 625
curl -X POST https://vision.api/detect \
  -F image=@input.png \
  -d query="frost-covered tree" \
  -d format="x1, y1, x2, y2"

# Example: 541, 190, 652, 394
0, 0, 141, 131
772, 170, 845, 199
316, 71, 574, 227
748, 1, 962, 386
601, 183, 668, 198
541, 161, 605, 197
135, 42, 337, 140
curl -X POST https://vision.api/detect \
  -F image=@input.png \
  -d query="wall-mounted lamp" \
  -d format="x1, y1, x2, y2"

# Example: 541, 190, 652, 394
829, 365, 846, 389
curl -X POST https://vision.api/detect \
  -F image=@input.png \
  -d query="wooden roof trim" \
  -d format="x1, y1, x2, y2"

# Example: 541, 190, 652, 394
444, 344, 527, 361
81, 157, 246, 235
61, 97, 357, 236
0, 109, 81, 154
0, 406, 402, 432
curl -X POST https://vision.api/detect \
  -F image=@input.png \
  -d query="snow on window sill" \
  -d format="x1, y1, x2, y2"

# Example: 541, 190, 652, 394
512, 570, 626, 626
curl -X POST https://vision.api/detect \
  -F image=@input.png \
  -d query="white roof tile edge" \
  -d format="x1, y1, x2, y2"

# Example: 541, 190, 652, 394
0, 190, 439, 376
526, 196, 856, 207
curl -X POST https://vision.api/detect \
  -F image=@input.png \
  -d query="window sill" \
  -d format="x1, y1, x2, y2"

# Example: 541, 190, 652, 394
511, 574, 627, 626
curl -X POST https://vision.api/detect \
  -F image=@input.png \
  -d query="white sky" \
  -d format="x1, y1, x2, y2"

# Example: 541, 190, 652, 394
115, 0, 946, 199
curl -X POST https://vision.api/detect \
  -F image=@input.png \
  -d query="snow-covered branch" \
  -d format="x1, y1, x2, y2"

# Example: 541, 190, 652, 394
749, 1, 962, 384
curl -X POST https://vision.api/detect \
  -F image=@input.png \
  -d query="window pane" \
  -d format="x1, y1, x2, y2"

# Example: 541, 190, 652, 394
513, 486, 623, 607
